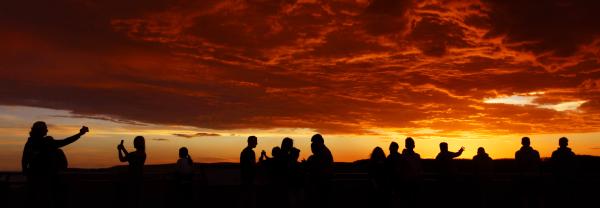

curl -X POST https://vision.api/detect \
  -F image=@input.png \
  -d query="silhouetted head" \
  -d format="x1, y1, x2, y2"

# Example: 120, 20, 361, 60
477, 147, 486, 155
559, 137, 568, 148
29, 121, 48, 138
405, 137, 415, 150
290, 148, 300, 161
521, 137, 531, 147
179, 147, 189, 158
439, 142, 448, 152
247, 136, 258, 148
389, 142, 399, 153
311, 134, 324, 144
134, 136, 145, 151
272, 146, 281, 158
281, 137, 294, 150
370, 147, 386, 162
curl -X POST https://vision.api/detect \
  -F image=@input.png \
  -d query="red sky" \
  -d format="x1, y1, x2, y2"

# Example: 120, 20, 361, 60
1, 0, 600, 168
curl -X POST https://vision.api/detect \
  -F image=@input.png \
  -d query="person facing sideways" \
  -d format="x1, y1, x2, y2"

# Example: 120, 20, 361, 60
515, 137, 541, 174
240, 136, 258, 208
21, 121, 89, 207
311, 134, 333, 166
550, 137, 576, 177
402, 137, 422, 179
118, 136, 147, 179
305, 141, 333, 208
435, 142, 464, 175
240, 136, 258, 186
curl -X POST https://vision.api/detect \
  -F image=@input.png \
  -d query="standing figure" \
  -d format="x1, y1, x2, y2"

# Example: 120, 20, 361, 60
174, 147, 194, 206
240, 136, 258, 208
117, 136, 146, 208
434, 142, 464, 206
550, 137, 576, 208
368, 147, 387, 207
385, 142, 402, 197
514, 137, 541, 208
22, 121, 89, 208
401, 137, 422, 208
473, 147, 493, 208
435, 142, 464, 176
280, 137, 302, 208
306, 134, 334, 208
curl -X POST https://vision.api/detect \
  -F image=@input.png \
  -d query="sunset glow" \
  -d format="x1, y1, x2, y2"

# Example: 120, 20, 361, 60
2, 0, 600, 170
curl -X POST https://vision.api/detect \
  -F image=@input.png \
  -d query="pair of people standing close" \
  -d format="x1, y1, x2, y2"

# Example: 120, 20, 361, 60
369, 137, 422, 208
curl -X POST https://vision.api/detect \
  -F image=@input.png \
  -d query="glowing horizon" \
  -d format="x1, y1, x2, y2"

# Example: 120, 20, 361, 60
1, 105, 599, 171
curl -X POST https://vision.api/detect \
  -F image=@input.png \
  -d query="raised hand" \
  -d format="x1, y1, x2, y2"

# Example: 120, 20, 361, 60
80, 126, 89, 135
459, 147, 465, 152
117, 140, 125, 150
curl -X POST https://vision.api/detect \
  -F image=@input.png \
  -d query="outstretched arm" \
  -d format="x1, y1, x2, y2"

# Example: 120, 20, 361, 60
452, 147, 465, 158
52, 126, 89, 148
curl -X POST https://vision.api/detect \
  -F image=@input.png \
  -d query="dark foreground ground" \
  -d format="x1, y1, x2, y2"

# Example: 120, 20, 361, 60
2, 157, 600, 208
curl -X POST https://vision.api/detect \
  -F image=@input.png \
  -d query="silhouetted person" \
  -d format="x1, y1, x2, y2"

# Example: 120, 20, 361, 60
473, 147, 493, 177
401, 137, 422, 208
21, 121, 89, 208
306, 138, 334, 208
435, 142, 464, 176
240, 136, 258, 208
473, 147, 493, 208
259, 147, 281, 163
279, 137, 301, 208
117, 136, 146, 208
435, 142, 464, 206
173, 147, 193, 206
385, 141, 402, 196
515, 137, 541, 174
311, 134, 333, 166
514, 137, 541, 208
550, 137, 576, 178
368, 147, 387, 207
258, 146, 284, 207
550, 137, 576, 208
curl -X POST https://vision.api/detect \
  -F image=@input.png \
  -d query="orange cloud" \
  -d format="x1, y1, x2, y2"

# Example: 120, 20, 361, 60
1, 0, 600, 136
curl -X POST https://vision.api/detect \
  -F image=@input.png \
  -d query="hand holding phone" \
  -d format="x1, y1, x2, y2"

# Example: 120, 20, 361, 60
117, 140, 124, 150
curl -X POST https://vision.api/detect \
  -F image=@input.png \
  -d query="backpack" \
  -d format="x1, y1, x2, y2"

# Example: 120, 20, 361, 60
51, 148, 68, 171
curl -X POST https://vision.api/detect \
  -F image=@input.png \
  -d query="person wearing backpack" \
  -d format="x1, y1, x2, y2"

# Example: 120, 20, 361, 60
21, 121, 89, 207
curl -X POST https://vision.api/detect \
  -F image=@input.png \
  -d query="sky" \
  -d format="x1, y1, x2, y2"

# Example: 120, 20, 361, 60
1, 0, 600, 170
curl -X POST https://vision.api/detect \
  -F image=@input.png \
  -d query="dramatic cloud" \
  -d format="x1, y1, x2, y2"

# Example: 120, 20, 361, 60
1, 0, 600, 136
172, 132, 222, 138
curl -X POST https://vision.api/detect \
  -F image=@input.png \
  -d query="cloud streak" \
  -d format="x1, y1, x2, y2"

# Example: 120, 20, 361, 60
172, 132, 222, 138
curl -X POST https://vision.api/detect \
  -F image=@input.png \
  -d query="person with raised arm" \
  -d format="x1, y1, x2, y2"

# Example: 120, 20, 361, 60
117, 136, 146, 208
21, 121, 89, 207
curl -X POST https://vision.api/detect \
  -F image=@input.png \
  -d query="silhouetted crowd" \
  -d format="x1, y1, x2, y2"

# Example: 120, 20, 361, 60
20, 121, 579, 208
